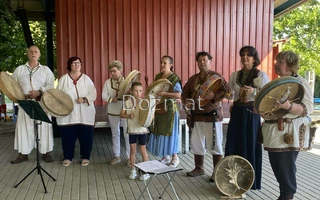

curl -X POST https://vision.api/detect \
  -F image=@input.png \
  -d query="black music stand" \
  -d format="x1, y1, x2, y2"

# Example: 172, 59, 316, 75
14, 100, 56, 193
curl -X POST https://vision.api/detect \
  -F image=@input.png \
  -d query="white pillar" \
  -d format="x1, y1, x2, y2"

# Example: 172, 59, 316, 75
305, 70, 315, 98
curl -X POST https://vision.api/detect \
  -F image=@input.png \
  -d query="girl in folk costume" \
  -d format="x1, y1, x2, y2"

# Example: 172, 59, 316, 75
147, 55, 182, 167
225, 46, 269, 189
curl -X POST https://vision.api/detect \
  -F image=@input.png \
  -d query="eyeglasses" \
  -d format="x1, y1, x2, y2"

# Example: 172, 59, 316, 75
72, 62, 81, 65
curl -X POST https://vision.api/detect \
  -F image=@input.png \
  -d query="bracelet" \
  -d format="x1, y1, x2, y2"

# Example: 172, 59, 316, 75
287, 102, 293, 111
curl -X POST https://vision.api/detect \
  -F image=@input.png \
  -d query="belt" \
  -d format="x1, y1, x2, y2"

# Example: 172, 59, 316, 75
264, 118, 298, 123
193, 110, 217, 116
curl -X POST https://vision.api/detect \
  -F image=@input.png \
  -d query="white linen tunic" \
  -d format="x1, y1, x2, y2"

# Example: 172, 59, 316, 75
262, 75, 314, 151
56, 73, 97, 126
12, 63, 55, 154
102, 78, 124, 115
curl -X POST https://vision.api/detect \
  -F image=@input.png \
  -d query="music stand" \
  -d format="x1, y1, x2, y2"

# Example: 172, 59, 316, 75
14, 100, 56, 193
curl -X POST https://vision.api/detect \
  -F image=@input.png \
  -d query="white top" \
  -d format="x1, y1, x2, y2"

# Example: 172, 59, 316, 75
12, 62, 54, 154
56, 73, 97, 126
262, 75, 314, 151
12, 62, 54, 94
102, 77, 124, 115
124, 98, 149, 134
229, 70, 269, 102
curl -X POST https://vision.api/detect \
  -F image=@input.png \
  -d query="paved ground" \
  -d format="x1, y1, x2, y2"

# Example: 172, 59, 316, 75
0, 116, 319, 200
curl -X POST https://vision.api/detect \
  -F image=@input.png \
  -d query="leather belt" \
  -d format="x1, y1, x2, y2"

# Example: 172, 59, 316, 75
264, 118, 297, 124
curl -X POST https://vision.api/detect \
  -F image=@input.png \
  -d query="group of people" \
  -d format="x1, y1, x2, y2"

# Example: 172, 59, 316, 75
9, 45, 314, 200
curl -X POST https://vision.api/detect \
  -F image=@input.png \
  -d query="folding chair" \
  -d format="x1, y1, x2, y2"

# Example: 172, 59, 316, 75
134, 160, 183, 200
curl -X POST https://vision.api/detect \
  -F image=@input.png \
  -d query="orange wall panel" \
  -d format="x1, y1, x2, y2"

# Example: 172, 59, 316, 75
56, 0, 274, 106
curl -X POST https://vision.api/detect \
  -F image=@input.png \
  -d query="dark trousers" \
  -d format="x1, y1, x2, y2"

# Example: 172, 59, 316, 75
60, 125, 94, 160
268, 151, 299, 197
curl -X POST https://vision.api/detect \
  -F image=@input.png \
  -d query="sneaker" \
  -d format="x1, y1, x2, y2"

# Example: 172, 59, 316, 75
168, 156, 180, 167
62, 159, 72, 167
159, 155, 171, 165
128, 169, 137, 180
109, 157, 121, 165
139, 173, 150, 181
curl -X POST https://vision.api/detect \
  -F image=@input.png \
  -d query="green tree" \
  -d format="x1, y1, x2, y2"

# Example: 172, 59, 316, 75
274, 0, 320, 97
0, 1, 54, 73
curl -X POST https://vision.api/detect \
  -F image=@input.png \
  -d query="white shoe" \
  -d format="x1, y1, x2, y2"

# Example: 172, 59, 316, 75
128, 169, 137, 180
168, 156, 180, 167
139, 173, 150, 181
109, 156, 121, 165
159, 155, 171, 165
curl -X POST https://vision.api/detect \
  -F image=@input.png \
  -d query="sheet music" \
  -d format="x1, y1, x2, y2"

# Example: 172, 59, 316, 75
134, 160, 182, 174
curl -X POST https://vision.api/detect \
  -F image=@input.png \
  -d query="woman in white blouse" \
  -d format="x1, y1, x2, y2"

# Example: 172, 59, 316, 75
57, 56, 97, 167
225, 46, 269, 190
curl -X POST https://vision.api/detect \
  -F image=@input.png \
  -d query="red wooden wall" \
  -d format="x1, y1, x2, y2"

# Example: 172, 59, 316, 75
56, 0, 274, 106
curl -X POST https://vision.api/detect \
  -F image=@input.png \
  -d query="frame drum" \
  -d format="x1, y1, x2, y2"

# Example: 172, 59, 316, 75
0, 71, 25, 103
139, 94, 157, 127
118, 70, 141, 99
255, 76, 304, 120
146, 78, 172, 104
40, 89, 74, 117
196, 74, 222, 107
214, 155, 254, 197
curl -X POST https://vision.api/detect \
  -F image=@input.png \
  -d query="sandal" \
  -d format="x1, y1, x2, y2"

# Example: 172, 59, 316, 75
168, 156, 180, 167
159, 155, 171, 165
81, 159, 89, 166
62, 159, 72, 167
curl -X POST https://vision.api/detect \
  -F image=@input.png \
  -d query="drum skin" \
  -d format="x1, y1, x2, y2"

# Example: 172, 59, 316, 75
214, 155, 254, 196
40, 89, 74, 117
0, 71, 25, 103
139, 94, 156, 127
255, 76, 304, 120
195, 74, 222, 107
118, 70, 141, 99
146, 78, 172, 104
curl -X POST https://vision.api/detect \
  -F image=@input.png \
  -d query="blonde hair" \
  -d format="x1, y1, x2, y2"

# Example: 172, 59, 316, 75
108, 60, 123, 71
276, 51, 300, 74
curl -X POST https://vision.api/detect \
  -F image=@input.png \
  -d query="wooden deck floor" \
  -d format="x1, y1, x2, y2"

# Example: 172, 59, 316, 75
0, 120, 319, 200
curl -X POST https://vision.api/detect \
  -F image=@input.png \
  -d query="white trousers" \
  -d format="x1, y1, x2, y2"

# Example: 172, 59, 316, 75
191, 121, 223, 155
108, 115, 130, 158
14, 106, 54, 154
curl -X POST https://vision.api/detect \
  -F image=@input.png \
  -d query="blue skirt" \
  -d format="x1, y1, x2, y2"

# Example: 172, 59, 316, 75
147, 111, 179, 157
225, 105, 262, 190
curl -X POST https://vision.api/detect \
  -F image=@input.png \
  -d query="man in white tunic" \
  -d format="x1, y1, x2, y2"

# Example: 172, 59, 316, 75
11, 45, 55, 164
102, 60, 130, 165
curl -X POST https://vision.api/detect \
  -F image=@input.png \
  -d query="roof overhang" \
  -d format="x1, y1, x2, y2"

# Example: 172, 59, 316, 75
6, 0, 309, 21
274, 0, 310, 18
7, 0, 55, 21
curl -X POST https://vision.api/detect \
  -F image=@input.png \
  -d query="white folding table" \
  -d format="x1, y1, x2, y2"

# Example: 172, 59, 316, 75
134, 160, 183, 200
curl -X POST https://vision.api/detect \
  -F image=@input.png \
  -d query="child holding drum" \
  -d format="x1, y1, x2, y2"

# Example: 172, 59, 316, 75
120, 82, 150, 180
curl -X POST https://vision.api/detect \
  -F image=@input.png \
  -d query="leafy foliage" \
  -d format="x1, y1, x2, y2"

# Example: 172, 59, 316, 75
0, 1, 55, 74
274, 0, 320, 97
